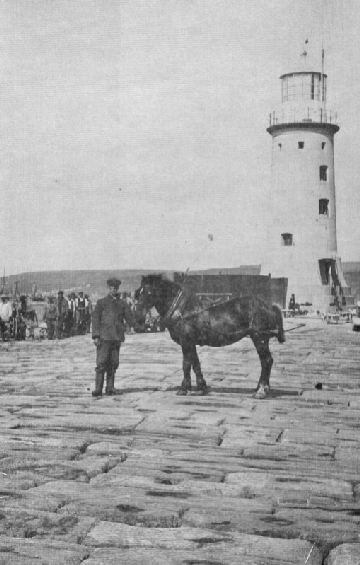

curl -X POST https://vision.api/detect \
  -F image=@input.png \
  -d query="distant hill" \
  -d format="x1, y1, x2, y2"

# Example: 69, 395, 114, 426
4, 269, 170, 298
3, 265, 262, 299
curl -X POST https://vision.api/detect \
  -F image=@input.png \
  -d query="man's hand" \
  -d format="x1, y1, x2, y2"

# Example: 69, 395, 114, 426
93, 337, 101, 348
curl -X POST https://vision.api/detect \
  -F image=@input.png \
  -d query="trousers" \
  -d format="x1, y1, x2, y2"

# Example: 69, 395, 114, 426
96, 340, 121, 375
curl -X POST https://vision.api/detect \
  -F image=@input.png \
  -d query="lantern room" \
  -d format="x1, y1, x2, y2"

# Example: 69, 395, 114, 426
280, 72, 326, 104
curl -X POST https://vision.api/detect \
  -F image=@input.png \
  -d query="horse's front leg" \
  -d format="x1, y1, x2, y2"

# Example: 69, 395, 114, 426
251, 333, 273, 399
177, 345, 193, 395
191, 345, 208, 395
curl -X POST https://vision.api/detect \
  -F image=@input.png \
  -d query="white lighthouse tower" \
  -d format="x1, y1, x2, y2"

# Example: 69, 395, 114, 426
262, 51, 350, 312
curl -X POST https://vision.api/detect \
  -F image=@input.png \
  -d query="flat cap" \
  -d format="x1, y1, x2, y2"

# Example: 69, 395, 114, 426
106, 278, 121, 288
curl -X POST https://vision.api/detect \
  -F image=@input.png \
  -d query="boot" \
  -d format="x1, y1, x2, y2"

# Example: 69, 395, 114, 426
105, 372, 115, 395
196, 373, 208, 395
177, 377, 191, 396
92, 371, 104, 397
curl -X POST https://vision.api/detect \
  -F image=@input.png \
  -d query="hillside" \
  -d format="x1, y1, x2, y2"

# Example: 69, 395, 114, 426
4, 269, 170, 297
3, 265, 263, 299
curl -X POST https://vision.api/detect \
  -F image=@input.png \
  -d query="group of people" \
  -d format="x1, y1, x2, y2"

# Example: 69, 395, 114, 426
43, 291, 92, 339
0, 290, 93, 341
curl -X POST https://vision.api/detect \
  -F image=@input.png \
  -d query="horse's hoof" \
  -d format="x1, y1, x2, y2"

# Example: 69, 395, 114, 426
176, 388, 189, 396
253, 386, 270, 399
196, 386, 209, 396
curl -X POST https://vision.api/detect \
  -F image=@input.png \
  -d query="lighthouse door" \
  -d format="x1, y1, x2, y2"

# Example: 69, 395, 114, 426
319, 259, 344, 308
318, 259, 333, 286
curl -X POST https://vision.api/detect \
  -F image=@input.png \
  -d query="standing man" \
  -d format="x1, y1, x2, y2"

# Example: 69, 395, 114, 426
43, 296, 57, 340
68, 292, 77, 335
91, 278, 133, 397
75, 291, 88, 334
84, 294, 92, 333
56, 291, 69, 339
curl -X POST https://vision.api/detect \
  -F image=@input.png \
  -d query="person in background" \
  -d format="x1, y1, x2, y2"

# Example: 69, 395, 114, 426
43, 296, 57, 340
75, 291, 88, 334
91, 278, 133, 397
56, 291, 69, 339
0, 295, 13, 340
85, 294, 92, 333
15, 295, 28, 340
68, 292, 77, 335
288, 293, 296, 315
19, 295, 38, 340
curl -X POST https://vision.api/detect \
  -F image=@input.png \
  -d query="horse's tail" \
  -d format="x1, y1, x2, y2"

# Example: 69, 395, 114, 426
272, 304, 285, 343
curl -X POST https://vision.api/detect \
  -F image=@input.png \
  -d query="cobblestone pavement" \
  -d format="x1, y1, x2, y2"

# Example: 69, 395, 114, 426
1, 318, 360, 564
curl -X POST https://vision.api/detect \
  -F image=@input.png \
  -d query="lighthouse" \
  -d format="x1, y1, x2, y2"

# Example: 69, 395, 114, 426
262, 52, 350, 312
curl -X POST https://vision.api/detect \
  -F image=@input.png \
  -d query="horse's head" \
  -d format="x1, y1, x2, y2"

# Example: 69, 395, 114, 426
135, 275, 162, 310
134, 274, 180, 326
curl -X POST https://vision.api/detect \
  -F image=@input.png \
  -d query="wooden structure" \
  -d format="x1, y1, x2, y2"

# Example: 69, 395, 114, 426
173, 272, 287, 308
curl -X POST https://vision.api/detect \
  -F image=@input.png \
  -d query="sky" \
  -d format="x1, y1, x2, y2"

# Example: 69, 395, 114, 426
1, 0, 359, 275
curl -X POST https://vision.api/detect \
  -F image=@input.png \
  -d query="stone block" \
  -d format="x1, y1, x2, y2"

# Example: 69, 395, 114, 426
325, 543, 360, 565
84, 523, 322, 563
0, 536, 88, 564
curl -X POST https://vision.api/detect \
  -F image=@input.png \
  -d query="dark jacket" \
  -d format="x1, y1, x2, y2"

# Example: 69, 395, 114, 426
57, 297, 69, 318
44, 302, 57, 321
92, 294, 133, 341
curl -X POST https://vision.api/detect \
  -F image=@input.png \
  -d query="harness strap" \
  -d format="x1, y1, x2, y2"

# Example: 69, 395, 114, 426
181, 297, 235, 321
163, 289, 184, 322
165, 294, 236, 323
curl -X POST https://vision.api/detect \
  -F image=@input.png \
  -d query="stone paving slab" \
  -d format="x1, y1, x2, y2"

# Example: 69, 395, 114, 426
82, 546, 319, 565
0, 320, 360, 562
0, 536, 89, 564
325, 543, 360, 565
84, 522, 322, 564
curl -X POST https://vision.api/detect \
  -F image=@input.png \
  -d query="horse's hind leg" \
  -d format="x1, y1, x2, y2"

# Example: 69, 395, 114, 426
272, 305, 285, 343
251, 333, 273, 399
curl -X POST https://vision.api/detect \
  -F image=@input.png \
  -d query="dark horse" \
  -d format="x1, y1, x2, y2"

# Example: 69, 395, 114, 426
135, 275, 285, 398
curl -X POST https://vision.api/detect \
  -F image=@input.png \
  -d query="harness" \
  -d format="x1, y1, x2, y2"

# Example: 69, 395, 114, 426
163, 289, 184, 322
164, 290, 234, 323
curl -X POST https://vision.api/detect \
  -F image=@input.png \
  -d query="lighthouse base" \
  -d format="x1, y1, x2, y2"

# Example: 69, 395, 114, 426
262, 257, 354, 314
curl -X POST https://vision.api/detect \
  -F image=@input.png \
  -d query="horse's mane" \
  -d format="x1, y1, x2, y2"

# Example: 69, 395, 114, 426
141, 274, 181, 292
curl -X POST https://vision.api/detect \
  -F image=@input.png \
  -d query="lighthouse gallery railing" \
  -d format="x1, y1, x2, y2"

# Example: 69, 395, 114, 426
269, 107, 338, 127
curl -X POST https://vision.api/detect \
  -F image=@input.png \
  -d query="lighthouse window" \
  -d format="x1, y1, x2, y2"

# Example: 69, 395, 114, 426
319, 165, 328, 181
298, 141, 304, 149
322, 142, 326, 150
319, 199, 329, 215
278, 143, 282, 151
281, 233, 293, 246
